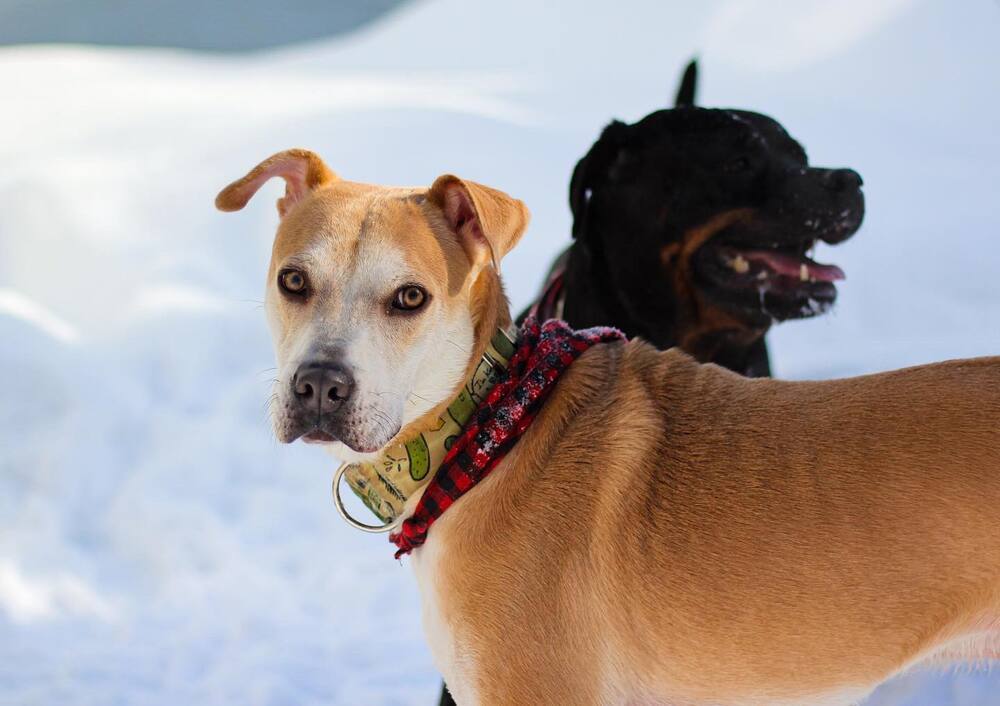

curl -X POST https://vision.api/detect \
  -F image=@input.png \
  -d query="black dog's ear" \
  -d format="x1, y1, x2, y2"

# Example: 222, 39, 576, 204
569, 121, 627, 239
568, 152, 591, 239
674, 59, 698, 107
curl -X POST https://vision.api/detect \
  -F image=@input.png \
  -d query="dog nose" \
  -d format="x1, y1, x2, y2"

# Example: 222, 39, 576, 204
293, 362, 354, 413
823, 168, 863, 192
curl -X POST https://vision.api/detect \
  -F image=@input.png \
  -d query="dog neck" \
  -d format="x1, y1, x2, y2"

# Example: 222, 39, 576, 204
340, 323, 517, 525
389, 316, 626, 557
563, 240, 654, 343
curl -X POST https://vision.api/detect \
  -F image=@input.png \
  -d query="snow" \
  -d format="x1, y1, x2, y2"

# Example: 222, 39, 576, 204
1, 1, 998, 704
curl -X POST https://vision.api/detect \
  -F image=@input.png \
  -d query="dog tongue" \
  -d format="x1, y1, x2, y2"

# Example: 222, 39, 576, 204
742, 250, 845, 282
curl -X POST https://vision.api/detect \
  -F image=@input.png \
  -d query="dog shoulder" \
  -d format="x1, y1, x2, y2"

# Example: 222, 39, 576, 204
617, 338, 754, 404
555, 338, 733, 410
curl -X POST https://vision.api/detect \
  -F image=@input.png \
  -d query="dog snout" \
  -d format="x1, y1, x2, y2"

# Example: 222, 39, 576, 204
292, 361, 355, 414
822, 168, 863, 192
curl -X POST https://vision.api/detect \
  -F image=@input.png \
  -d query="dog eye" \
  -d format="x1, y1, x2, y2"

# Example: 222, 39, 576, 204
278, 269, 308, 296
392, 285, 428, 312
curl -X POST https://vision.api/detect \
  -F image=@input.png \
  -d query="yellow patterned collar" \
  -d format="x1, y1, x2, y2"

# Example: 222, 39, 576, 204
333, 326, 517, 531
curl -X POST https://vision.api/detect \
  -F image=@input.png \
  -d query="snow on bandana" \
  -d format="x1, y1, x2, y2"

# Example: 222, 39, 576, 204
389, 316, 625, 558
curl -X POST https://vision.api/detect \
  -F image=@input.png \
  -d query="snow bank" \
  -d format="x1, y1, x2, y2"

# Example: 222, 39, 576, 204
1, 1, 997, 704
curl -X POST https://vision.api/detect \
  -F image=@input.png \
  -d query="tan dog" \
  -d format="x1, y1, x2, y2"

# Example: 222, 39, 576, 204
217, 149, 1000, 706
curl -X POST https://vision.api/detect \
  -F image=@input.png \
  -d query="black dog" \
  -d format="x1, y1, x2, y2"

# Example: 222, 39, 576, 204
525, 60, 865, 376
437, 62, 865, 706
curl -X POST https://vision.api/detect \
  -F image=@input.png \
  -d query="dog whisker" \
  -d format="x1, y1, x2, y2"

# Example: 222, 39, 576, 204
444, 337, 470, 355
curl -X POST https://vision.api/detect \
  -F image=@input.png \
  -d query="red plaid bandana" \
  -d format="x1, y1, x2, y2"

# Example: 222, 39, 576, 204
389, 316, 625, 558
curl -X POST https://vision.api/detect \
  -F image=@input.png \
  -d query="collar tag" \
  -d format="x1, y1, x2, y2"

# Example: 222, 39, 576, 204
338, 326, 516, 526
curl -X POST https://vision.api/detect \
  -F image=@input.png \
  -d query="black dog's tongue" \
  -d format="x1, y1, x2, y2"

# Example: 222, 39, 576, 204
741, 249, 845, 282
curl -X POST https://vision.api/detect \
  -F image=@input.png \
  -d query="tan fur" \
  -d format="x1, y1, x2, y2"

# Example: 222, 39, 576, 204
432, 350, 1000, 704
672, 208, 764, 362
218, 150, 1000, 706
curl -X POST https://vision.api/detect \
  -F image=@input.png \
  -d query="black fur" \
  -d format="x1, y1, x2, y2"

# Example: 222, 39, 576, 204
541, 64, 864, 375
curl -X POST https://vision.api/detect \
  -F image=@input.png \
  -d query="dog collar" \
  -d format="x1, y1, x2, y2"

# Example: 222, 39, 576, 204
390, 317, 625, 558
333, 326, 518, 532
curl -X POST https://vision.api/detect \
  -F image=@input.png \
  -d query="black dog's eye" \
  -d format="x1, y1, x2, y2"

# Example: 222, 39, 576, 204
392, 285, 428, 312
725, 156, 752, 174
278, 269, 308, 296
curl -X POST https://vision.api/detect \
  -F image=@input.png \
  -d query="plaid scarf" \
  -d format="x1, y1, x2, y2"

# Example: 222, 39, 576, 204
389, 316, 625, 558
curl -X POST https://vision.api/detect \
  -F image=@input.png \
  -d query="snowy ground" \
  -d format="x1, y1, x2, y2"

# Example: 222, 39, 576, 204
1, 1, 999, 704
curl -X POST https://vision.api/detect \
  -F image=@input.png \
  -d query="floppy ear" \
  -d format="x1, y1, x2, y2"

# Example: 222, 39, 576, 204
568, 151, 594, 240
215, 148, 337, 217
569, 121, 627, 239
674, 59, 698, 107
428, 175, 530, 270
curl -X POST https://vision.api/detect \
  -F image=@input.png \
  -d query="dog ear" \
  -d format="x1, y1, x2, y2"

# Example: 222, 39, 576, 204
568, 152, 592, 240
428, 175, 530, 270
215, 148, 337, 218
569, 121, 627, 239
674, 59, 698, 107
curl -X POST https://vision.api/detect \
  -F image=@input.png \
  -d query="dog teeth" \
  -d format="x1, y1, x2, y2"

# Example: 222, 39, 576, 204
800, 264, 809, 282
730, 255, 750, 274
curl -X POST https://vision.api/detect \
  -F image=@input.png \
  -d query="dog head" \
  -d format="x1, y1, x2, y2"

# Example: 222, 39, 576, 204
569, 66, 864, 355
216, 149, 528, 457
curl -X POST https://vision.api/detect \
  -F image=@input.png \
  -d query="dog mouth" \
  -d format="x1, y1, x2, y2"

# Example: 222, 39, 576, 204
693, 237, 845, 322
302, 429, 337, 444
284, 417, 398, 454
